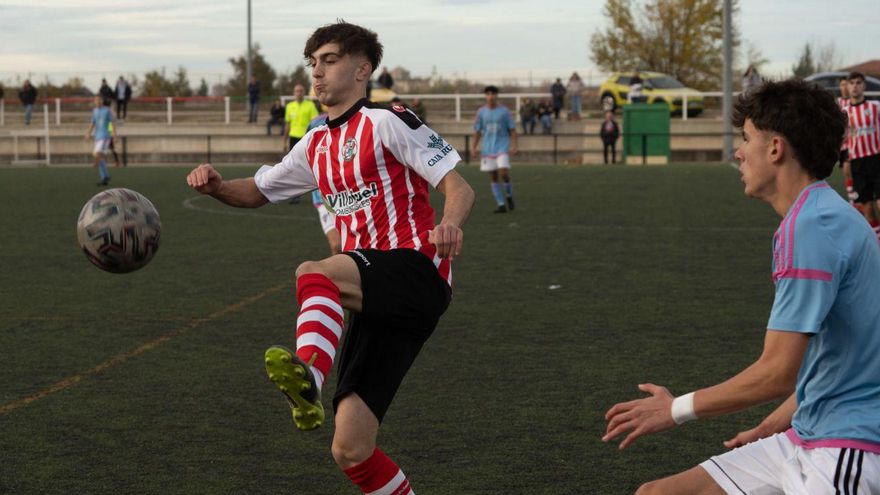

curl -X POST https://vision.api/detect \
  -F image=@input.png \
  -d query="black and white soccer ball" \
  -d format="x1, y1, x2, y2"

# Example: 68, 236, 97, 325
76, 188, 161, 273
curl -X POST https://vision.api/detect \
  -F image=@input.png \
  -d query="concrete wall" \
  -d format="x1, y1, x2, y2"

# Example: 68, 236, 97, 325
0, 118, 740, 166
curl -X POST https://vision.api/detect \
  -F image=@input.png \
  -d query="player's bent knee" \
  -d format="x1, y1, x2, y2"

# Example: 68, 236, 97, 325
331, 438, 373, 469
295, 260, 325, 279
634, 480, 661, 495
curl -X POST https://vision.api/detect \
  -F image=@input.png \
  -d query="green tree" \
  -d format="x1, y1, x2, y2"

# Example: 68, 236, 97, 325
141, 68, 174, 97
197, 78, 209, 97
791, 43, 815, 79
590, 0, 740, 90
171, 66, 192, 97
226, 43, 277, 98
275, 64, 310, 95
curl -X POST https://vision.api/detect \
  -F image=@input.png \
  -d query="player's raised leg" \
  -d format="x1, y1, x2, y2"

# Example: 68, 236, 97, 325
266, 254, 361, 430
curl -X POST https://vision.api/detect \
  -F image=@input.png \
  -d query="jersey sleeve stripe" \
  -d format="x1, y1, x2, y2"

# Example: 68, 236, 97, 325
774, 268, 833, 282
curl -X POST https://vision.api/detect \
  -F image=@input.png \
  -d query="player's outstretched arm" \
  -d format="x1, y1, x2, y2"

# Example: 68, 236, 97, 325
186, 163, 269, 208
602, 330, 809, 450
723, 392, 796, 449
429, 170, 475, 261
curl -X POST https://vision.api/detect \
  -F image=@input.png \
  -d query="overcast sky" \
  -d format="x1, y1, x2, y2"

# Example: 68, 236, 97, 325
2, 0, 879, 89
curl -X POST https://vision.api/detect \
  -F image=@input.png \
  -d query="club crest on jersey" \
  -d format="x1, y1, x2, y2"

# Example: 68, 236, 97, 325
325, 182, 378, 216
342, 138, 358, 162
392, 104, 406, 113
426, 134, 454, 166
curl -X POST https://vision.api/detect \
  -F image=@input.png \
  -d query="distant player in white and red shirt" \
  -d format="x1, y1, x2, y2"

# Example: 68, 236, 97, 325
186, 21, 475, 495
844, 71, 880, 240
837, 76, 856, 204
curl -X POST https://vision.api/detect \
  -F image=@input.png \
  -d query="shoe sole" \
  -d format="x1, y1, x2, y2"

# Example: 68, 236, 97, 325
264, 346, 324, 431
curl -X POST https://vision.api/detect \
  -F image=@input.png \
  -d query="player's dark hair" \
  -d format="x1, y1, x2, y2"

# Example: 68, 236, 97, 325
732, 78, 846, 180
304, 21, 383, 73
848, 71, 866, 82
484, 85, 499, 94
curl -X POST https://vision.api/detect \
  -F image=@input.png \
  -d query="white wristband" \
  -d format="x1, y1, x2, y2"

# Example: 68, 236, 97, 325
671, 392, 698, 425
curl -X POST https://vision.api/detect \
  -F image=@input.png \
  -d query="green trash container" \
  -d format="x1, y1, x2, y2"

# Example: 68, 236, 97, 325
623, 103, 670, 165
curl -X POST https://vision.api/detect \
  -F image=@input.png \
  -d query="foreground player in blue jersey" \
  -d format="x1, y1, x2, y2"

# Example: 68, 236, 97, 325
603, 79, 880, 493
472, 85, 517, 213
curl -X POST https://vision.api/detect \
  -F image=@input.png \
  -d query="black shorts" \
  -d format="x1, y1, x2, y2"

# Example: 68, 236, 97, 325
288, 136, 301, 152
850, 154, 880, 203
334, 248, 451, 422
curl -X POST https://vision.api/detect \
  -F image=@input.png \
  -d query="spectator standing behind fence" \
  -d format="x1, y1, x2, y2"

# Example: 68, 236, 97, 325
283, 84, 318, 152
551, 78, 566, 120
566, 72, 584, 120
538, 99, 553, 134
247, 76, 260, 123
519, 97, 537, 135
377, 66, 394, 89
742, 65, 762, 95
266, 100, 285, 136
599, 110, 620, 164
19, 80, 37, 125
98, 79, 113, 102
115, 76, 131, 120
628, 74, 645, 103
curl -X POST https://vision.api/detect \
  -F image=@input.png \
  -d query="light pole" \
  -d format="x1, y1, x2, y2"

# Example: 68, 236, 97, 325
246, 0, 252, 111
722, 0, 733, 163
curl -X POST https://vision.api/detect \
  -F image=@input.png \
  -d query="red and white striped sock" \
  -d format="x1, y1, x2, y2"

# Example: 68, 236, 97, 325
344, 448, 414, 495
295, 273, 344, 391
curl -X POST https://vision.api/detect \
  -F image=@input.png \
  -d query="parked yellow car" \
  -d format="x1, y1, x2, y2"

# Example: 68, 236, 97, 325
598, 72, 703, 116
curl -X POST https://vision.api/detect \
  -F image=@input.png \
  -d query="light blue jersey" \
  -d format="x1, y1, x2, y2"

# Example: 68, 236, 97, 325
91, 107, 113, 140
767, 181, 880, 450
474, 105, 515, 157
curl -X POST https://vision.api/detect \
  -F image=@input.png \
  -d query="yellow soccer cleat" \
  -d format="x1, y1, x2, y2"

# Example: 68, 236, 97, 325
264, 346, 325, 431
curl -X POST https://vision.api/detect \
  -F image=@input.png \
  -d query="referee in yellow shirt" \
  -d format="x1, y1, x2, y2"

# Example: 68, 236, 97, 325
283, 84, 320, 151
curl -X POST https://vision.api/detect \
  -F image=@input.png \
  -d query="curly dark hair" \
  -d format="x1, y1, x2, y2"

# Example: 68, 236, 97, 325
303, 21, 383, 74
732, 79, 846, 180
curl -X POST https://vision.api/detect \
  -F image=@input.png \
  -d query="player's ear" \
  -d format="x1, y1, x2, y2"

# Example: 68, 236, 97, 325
355, 60, 372, 83
769, 135, 785, 165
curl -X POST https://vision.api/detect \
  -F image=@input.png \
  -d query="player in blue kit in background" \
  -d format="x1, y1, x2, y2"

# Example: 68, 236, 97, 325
472, 85, 517, 213
603, 79, 880, 494
84, 97, 116, 186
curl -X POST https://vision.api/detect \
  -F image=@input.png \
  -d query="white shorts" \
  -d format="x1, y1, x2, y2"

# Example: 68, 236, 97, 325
701, 432, 880, 494
480, 153, 511, 172
93, 139, 110, 155
315, 203, 337, 235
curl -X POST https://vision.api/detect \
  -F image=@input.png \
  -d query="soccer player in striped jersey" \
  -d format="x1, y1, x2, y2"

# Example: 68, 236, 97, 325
845, 72, 880, 240
837, 76, 855, 204
472, 85, 518, 213
603, 79, 880, 493
186, 21, 475, 495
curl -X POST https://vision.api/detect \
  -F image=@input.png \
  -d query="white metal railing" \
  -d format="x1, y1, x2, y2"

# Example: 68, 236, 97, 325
11, 104, 50, 165
3, 91, 879, 127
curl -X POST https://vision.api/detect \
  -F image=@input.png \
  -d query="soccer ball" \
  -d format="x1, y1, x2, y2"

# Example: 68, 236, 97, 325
76, 188, 161, 273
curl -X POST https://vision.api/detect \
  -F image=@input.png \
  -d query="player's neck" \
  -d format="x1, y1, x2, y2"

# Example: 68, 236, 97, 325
326, 93, 365, 121
850, 95, 865, 105
769, 167, 817, 217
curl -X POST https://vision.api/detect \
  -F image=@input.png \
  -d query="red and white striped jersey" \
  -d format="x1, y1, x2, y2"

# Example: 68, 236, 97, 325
254, 99, 461, 285
844, 100, 880, 160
